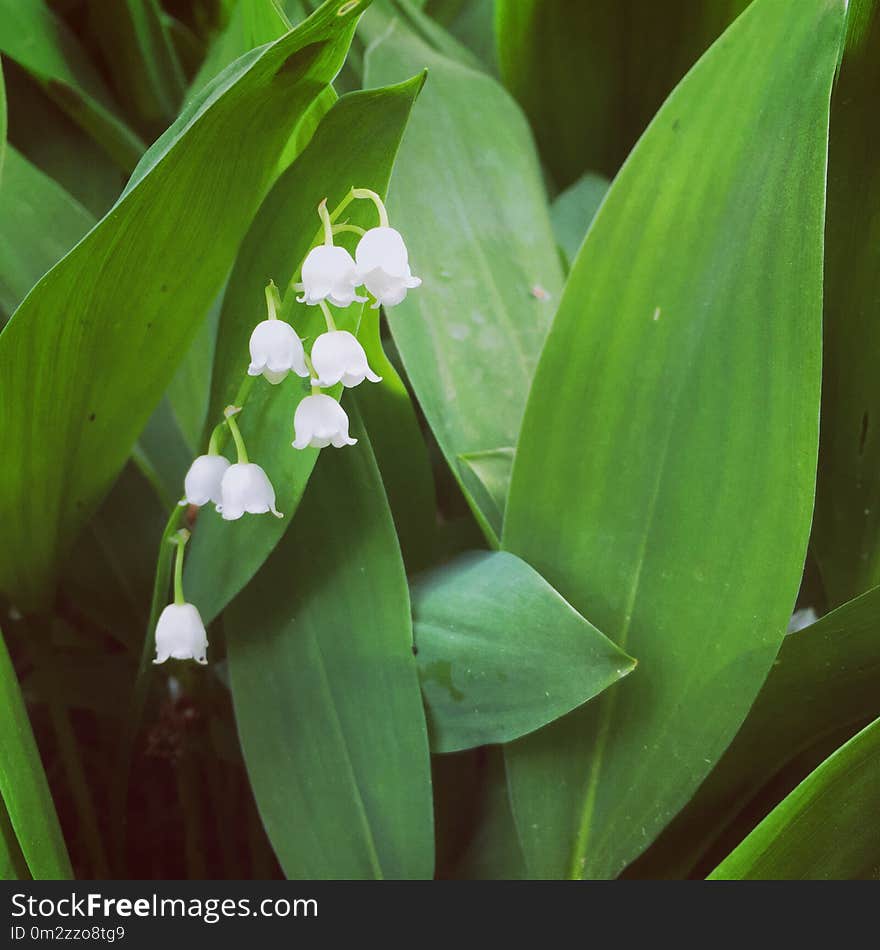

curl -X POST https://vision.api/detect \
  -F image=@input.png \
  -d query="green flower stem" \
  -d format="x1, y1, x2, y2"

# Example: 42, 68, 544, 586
292, 188, 361, 290
112, 504, 184, 865
224, 407, 249, 464
318, 198, 334, 246
264, 279, 282, 320
172, 529, 191, 606
351, 187, 389, 228
332, 223, 366, 238
304, 350, 317, 380
319, 299, 337, 332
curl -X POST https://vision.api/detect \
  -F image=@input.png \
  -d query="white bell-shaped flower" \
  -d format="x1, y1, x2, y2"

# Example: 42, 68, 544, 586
182, 454, 230, 507
310, 330, 382, 388
153, 603, 208, 665
297, 245, 365, 308
355, 227, 421, 308
248, 319, 308, 385
292, 394, 357, 449
218, 462, 282, 520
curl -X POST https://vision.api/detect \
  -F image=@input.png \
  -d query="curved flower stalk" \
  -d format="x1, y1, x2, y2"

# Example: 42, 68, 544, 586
217, 408, 282, 521
351, 188, 421, 308
158, 186, 423, 664
154, 530, 208, 665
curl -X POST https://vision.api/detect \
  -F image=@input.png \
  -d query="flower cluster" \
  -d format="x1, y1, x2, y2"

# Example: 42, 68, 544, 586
154, 189, 420, 665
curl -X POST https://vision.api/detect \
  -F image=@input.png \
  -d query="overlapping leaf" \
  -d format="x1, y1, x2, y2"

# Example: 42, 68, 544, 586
186, 73, 424, 622
412, 551, 634, 753
0, 0, 368, 610
364, 23, 563, 543
226, 412, 433, 879
503, 0, 845, 878
709, 716, 880, 880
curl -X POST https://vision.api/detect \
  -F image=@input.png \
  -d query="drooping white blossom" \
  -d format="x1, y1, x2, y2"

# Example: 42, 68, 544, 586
182, 454, 230, 507
153, 603, 208, 665
297, 245, 365, 308
355, 227, 421, 308
248, 319, 308, 384
310, 330, 382, 388
218, 462, 282, 520
292, 394, 357, 450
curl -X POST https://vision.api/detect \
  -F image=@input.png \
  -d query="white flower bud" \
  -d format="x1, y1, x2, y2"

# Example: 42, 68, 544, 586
183, 454, 230, 507
355, 227, 421, 308
153, 603, 208, 665
218, 462, 282, 520
292, 394, 357, 450
297, 245, 365, 308
248, 319, 308, 384
310, 330, 382, 388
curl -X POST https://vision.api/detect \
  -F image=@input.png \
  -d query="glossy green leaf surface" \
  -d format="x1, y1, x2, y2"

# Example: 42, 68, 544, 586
186, 74, 422, 623
364, 24, 563, 543
495, 0, 750, 187
354, 307, 437, 574
413, 551, 635, 753
226, 414, 434, 879
634, 586, 880, 878
503, 0, 844, 879
0, 628, 72, 879
0, 147, 94, 318
0, 0, 366, 610
813, 2, 880, 606
0, 0, 145, 170
709, 716, 880, 880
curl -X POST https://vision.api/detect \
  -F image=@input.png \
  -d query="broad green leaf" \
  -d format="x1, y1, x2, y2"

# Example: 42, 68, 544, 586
495, 0, 750, 188
709, 716, 880, 880
633, 586, 880, 879
166, 297, 222, 452
86, 0, 187, 134
354, 307, 437, 573
0, 0, 145, 170
186, 75, 423, 623
0, 0, 368, 610
364, 23, 563, 544
550, 172, 610, 270
502, 0, 844, 879
413, 551, 635, 753
226, 412, 434, 879
0, 627, 72, 879
0, 147, 94, 319
813, 2, 880, 606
